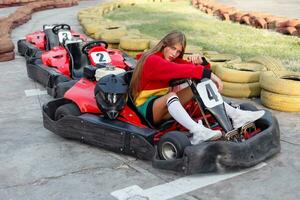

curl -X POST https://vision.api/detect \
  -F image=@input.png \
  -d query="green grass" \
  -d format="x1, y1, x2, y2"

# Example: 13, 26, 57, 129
104, 1, 300, 70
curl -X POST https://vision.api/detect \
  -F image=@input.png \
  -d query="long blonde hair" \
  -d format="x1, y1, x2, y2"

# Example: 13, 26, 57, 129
130, 30, 186, 101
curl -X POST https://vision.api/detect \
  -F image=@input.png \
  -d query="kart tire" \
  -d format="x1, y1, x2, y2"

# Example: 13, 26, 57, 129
261, 89, 300, 112
158, 131, 191, 160
215, 62, 266, 83
55, 103, 81, 121
247, 55, 285, 72
17, 39, 28, 56
54, 80, 77, 98
260, 71, 300, 96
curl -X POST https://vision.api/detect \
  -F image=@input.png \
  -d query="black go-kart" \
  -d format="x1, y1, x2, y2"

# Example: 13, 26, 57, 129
42, 69, 280, 174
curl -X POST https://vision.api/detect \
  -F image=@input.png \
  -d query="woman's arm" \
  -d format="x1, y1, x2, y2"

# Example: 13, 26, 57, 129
144, 54, 211, 81
211, 73, 223, 91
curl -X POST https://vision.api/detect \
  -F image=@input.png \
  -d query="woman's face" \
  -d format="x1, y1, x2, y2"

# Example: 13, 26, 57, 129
162, 43, 183, 62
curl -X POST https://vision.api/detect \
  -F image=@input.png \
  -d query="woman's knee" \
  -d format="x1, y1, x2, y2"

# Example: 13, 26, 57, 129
165, 92, 178, 102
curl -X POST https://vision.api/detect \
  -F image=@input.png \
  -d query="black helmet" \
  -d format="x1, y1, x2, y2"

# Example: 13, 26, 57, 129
94, 74, 128, 119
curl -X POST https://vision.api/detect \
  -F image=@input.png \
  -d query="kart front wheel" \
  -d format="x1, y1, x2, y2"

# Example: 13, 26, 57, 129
158, 131, 191, 160
55, 103, 81, 120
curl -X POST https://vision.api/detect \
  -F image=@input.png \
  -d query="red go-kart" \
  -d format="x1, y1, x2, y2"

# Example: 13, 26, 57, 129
17, 24, 87, 58
20, 30, 136, 97
42, 67, 280, 174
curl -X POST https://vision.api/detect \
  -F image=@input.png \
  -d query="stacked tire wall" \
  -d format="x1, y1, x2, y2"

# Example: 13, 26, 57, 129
260, 71, 300, 112
0, 0, 79, 62
191, 0, 300, 37
0, 0, 43, 8
78, 0, 175, 58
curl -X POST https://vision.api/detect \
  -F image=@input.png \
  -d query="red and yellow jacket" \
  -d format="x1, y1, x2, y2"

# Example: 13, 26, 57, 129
135, 52, 211, 106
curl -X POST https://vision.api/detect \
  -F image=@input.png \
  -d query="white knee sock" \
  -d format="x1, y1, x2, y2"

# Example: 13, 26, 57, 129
166, 95, 222, 144
166, 95, 197, 130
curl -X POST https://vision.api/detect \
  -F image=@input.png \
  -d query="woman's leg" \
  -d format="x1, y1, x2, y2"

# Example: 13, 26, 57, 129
151, 88, 221, 143
152, 87, 193, 123
224, 102, 265, 129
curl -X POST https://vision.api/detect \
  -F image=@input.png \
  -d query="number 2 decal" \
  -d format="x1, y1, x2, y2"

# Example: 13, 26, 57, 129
91, 52, 111, 64
96, 53, 105, 63
196, 79, 223, 108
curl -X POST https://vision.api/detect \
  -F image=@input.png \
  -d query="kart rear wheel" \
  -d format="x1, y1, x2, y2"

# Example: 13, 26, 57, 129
158, 131, 191, 160
55, 103, 81, 120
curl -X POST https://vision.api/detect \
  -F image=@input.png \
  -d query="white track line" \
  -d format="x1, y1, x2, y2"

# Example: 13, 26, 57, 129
25, 89, 47, 97
111, 163, 267, 200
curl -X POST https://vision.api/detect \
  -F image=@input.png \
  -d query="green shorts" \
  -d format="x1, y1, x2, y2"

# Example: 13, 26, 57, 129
137, 96, 158, 125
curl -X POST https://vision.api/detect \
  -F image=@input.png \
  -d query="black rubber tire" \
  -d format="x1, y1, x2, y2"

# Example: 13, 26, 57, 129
55, 80, 77, 98
158, 131, 191, 160
54, 103, 81, 120
239, 103, 258, 111
17, 39, 27, 56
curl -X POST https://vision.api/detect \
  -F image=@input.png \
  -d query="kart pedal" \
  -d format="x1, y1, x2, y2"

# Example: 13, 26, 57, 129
240, 122, 256, 139
240, 122, 256, 133
224, 129, 240, 141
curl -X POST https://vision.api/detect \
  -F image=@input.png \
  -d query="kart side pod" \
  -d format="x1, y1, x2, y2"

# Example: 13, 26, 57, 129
43, 98, 157, 161
152, 110, 280, 174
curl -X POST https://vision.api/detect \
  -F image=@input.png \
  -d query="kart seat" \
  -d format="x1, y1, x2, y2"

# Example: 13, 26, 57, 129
44, 28, 60, 51
64, 39, 89, 79
123, 71, 176, 130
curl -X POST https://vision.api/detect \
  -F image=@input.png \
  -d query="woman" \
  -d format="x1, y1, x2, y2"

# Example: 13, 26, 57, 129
130, 31, 264, 144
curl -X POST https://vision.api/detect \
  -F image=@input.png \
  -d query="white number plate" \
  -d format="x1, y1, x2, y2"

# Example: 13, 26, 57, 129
91, 51, 111, 64
58, 30, 72, 43
196, 79, 223, 108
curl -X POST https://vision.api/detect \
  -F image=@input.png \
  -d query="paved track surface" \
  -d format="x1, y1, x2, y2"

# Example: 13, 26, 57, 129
0, 1, 300, 199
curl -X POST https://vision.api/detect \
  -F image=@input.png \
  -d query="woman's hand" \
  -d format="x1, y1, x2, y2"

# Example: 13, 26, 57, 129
210, 73, 223, 92
187, 54, 204, 65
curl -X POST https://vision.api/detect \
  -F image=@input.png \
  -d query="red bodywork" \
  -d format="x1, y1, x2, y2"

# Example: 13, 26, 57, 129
41, 47, 70, 76
40, 44, 130, 77
26, 30, 87, 51
88, 46, 127, 69
64, 78, 147, 128
64, 79, 219, 142
64, 78, 261, 143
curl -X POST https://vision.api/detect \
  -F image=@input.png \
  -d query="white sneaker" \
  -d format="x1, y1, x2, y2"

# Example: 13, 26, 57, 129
231, 109, 265, 129
190, 120, 222, 145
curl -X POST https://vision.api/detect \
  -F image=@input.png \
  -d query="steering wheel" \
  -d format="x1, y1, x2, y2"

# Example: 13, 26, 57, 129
82, 40, 108, 55
52, 24, 71, 34
169, 78, 189, 87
